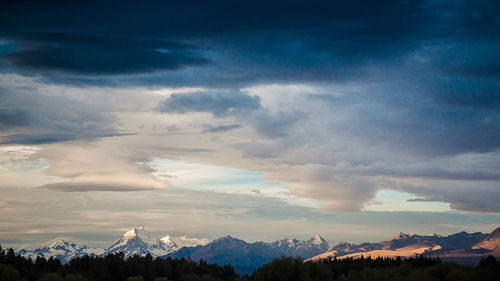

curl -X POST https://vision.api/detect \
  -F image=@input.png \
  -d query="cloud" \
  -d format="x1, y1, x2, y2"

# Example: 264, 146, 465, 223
0, 132, 131, 145
0, 107, 31, 129
0, 0, 499, 218
158, 91, 261, 117
202, 124, 243, 133
0, 74, 130, 144
245, 110, 304, 138
401, 182, 500, 213
0, 0, 497, 86
172, 236, 210, 248
41, 182, 166, 192
1, 186, 499, 246
2, 34, 210, 75
30, 139, 169, 192
158, 91, 303, 138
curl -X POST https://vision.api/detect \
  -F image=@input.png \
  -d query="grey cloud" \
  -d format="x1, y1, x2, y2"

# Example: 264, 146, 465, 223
303, 70, 500, 157
41, 182, 164, 192
202, 124, 243, 133
0, 132, 131, 145
3, 0, 496, 86
0, 0, 499, 217
158, 91, 303, 138
0, 80, 125, 144
158, 91, 261, 117
328, 162, 500, 182
0, 107, 32, 129
2, 33, 210, 75
246, 110, 304, 138
160, 146, 215, 153
400, 182, 500, 213
234, 142, 287, 159
0, 133, 80, 145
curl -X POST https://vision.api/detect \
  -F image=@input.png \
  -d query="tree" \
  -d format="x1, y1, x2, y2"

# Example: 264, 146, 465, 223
0, 265, 21, 281
64, 274, 86, 281
38, 273, 63, 281
127, 276, 146, 281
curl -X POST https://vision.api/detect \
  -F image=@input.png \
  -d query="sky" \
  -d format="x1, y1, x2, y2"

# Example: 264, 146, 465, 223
0, 0, 499, 248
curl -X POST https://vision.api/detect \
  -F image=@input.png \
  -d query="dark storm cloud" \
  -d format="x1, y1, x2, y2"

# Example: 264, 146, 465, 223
158, 92, 261, 116
0, 0, 497, 84
0, 0, 498, 157
2, 33, 210, 75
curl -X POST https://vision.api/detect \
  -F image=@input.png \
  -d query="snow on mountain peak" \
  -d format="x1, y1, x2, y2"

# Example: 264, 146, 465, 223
17, 238, 104, 264
45, 239, 71, 249
121, 227, 155, 244
160, 236, 177, 249
308, 235, 327, 245
106, 227, 195, 258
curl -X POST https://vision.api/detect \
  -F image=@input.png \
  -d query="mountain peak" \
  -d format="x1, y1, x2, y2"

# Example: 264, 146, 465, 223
213, 235, 241, 243
490, 227, 500, 237
390, 232, 407, 240
308, 235, 328, 246
123, 227, 147, 239
17, 238, 103, 264
106, 227, 177, 258
44, 239, 72, 249
160, 236, 177, 248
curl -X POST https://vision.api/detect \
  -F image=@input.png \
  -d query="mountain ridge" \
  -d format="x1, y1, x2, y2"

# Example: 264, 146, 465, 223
8, 226, 499, 274
166, 234, 332, 274
307, 227, 500, 262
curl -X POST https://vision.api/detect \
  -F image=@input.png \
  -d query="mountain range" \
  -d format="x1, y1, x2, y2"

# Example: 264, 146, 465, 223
9, 226, 500, 274
307, 227, 500, 264
16, 239, 104, 263
166, 235, 331, 274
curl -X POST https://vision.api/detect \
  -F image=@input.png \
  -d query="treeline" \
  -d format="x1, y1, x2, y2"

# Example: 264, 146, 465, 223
0, 245, 239, 281
1, 244, 500, 281
255, 256, 500, 281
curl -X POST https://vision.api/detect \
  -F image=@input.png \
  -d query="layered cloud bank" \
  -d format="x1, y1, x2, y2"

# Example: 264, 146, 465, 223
0, 0, 500, 241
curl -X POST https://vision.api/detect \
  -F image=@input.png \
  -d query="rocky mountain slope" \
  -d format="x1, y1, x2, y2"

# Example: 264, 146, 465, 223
104, 227, 177, 258
17, 239, 104, 263
11, 226, 499, 273
307, 227, 500, 262
166, 235, 331, 274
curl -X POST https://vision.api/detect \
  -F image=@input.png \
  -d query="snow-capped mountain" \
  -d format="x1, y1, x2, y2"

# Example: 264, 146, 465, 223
17, 238, 104, 264
270, 235, 330, 257
10, 226, 499, 273
105, 227, 178, 258
167, 235, 331, 274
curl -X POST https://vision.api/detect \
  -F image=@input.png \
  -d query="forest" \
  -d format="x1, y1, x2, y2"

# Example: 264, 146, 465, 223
1, 245, 499, 281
